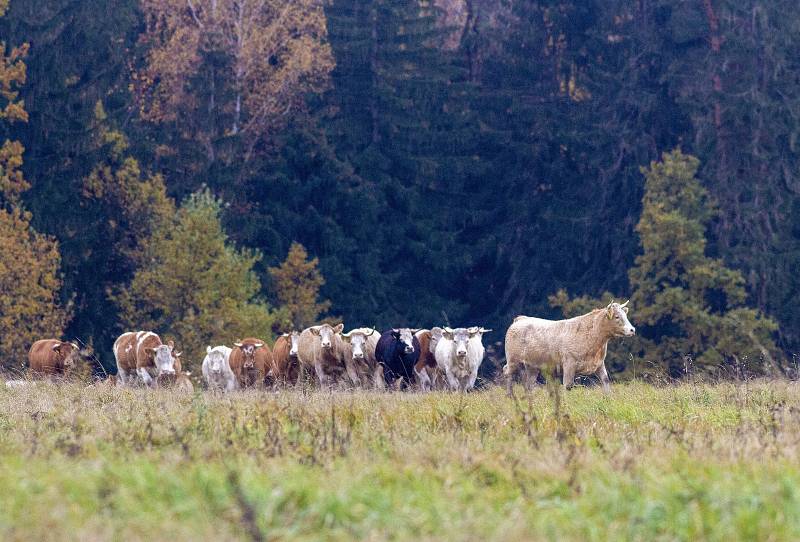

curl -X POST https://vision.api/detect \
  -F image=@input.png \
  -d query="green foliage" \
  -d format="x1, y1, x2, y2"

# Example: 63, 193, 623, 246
115, 190, 278, 369
553, 150, 778, 377
269, 242, 331, 330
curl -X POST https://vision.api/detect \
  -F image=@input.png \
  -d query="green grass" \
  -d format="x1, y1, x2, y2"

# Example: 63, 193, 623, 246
1, 380, 799, 541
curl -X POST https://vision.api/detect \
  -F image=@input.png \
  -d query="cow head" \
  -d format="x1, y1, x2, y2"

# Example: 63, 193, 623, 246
283, 331, 301, 358
205, 346, 227, 375
233, 340, 264, 369
605, 300, 636, 337
429, 327, 445, 354
342, 328, 376, 360
444, 327, 472, 359
392, 328, 416, 354
147, 340, 181, 376
52, 341, 80, 368
311, 324, 343, 350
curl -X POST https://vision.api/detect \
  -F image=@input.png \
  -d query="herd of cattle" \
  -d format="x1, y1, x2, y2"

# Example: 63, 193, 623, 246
21, 301, 636, 393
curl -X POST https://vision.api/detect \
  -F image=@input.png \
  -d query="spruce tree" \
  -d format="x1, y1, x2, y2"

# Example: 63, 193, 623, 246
115, 190, 278, 369
552, 150, 778, 377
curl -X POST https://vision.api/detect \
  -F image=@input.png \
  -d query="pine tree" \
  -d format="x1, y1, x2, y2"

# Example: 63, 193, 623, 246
552, 150, 778, 377
269, 242, 331, 330
115, 190, 278, 369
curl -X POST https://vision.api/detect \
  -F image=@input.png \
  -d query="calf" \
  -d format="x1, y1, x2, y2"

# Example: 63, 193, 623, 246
229, 338, 271, 388
202, 345, 236, 391
503, 300, 635, 394
434, 327, 491, 391
375, 329, 421, 388
341, 327, 384, 389
269, 331, 301, 387
297, 324, 346, 386
113, 331, 181, 387
28, 339, 80, 377
413, 328, 444, 391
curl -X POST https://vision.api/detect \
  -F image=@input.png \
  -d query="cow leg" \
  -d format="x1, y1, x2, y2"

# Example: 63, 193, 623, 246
415, 367, 431, 391
504, 363, 517, 397
373, 366, 386, 390
562, 363, 576, 390
445, 370, 460, 392
596, 363, 611, 393
137, 367, 154, 387
466, 368, 479, 391
313, 359, 329, 388
344, 358, 362, 388
117, 368, 129, 386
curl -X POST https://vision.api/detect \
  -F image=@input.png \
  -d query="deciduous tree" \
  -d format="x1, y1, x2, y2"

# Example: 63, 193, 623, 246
135, 0, 335, 164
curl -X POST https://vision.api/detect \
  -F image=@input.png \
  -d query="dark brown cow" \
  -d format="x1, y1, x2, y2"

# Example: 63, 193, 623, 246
113, 331, 181, 387
269, 332, 300, 387
229, 338, 272, 388
28, 339, 80, 377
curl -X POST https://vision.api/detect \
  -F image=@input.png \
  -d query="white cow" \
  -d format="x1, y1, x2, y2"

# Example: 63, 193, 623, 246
202, 345, 236, 392
434, 326, 491, 391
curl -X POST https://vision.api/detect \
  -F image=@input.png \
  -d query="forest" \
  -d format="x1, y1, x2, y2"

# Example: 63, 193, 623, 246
0, 0, 798, 378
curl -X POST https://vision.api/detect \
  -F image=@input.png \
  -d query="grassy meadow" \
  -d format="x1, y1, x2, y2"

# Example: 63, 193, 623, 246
1, 380, 800, 541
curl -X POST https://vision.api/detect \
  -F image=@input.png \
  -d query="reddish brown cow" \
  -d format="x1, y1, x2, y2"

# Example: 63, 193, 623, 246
113, 331, 181, 387
413, 328, 444, 391
269, 332, 300, 387
28, 339, 80, 377
229, 338, 272, 388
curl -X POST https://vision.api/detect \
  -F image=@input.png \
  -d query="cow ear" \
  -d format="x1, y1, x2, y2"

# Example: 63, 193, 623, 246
310, 327, 320, 336
606, 307, 614, 319
622, 306, 629, 314
167, 340, 175, 350
334, 323, 344, 334
52, 343, 62, 352
145, 347, 155, 354
431, 327, 443, 340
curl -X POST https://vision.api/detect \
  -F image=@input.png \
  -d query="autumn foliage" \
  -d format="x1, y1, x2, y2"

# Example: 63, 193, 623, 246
135, 0, 334, 159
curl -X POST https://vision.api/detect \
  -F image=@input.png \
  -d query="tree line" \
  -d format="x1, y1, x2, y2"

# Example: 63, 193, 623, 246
0, 0, 796, 377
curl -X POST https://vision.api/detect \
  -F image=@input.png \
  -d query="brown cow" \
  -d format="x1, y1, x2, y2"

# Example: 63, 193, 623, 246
156, 371, 194, 392
229, 338, 272, 388
113, 331, 181, 387
28, 339, 80, 377
269, 331, 300, 387
413, 328, 445, 391
297, 324, 346, 387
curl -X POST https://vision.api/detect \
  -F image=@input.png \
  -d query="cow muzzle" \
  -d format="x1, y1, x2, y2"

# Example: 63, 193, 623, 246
625, 326, 636, 337
244, 360, 255, 369
404, 346, 414, 354
353, 352, 365, 360
321, 342, 332, 350
457, 351, 467, 358
159, 368, 176, 376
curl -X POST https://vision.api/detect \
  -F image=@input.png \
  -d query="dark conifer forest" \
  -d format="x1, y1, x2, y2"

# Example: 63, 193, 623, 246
1, 0, 798, 376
